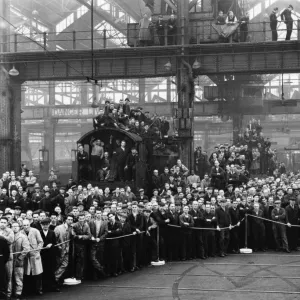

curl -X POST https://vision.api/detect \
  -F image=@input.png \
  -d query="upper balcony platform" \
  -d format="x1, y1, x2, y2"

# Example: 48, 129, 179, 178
5, 38, 300, 82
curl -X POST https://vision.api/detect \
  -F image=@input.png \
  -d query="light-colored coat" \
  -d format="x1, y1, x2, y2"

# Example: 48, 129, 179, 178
21, 228, 43, 275
12, 232, 30, 265
54, 223, 72, 256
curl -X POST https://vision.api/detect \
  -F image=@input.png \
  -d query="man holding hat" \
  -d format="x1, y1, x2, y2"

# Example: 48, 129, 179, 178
271, 200, 290, 252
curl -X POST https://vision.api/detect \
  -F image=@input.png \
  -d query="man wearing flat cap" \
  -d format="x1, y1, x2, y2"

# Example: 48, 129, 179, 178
271, 200, 290, 252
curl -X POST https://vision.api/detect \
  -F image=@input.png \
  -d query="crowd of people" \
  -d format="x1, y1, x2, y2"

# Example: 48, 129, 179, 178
93, 98, 169, 137
0, 119, 296, 300
137, 4, 296, 46
77, 98, 171, 182
193, 118, 279, 183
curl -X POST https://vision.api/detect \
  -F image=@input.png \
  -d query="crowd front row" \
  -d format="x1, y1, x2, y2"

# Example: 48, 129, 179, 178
0, 181, 299, 299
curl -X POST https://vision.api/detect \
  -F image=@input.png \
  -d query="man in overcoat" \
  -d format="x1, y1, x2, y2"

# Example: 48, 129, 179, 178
22, 219, 44, 295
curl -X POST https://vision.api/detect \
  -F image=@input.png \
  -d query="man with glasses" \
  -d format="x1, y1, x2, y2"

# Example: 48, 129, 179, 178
11, 221, 30, 300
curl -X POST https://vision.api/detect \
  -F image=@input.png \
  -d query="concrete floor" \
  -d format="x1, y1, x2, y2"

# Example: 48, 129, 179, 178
33, 252, 300, 300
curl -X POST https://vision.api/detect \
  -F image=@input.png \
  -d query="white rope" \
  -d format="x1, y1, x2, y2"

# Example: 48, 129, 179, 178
247, 214, 300, 227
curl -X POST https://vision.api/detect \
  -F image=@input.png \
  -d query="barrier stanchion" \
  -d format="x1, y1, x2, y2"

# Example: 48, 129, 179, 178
240, 214, 252, 254
151, 226, 165, 266
64, 239, 81, 285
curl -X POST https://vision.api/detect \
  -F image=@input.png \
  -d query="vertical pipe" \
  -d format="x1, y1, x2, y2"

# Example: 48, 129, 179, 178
263, 21, 266, 42
298, 20, 300, 40
91, 0, 94, 78
14, 33, 17, 52
156, 226, 160, 260
73, 31, 76, 50
103, 29, 107, 49
43, 32, 47, 50
245, 214, 248, 248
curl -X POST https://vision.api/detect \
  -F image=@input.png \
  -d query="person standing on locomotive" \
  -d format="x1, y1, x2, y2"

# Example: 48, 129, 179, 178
90, 138, 104, 179
77, 145, 89, 182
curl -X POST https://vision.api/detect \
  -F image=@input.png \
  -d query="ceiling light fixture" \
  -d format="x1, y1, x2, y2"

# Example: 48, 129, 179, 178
9, 64, 19, 76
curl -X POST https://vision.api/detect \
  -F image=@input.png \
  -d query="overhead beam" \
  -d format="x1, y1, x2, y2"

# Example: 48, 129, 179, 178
112, 0, 140, 21
20, 100, 300, 121
7, 41, 300, 81
76, 0, 126, 35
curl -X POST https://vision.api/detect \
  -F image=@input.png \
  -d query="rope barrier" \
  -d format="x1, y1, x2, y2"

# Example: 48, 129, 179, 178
11, 239, 71, 255
167, 218, 245, 231
106, 231, 145, 240
247, 214, 300, 228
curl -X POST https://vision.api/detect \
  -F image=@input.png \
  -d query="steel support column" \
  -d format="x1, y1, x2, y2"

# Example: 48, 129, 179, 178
176, 0, 194, 170
11, 81, 22, 173
139, 78, 146, 104
44, 82, 56, 170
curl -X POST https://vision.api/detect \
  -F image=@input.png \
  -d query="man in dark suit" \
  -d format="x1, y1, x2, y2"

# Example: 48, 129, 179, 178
115, 140, 129, 181
250, 203, 266, 252
228, 200, 240, 253
40, 218, 58, 292
72, 214, 91, 282
125, 148, 139, 182
167, 14, 177, 45
89, 208, 108, 279
285, 197, 299, 251
166, 203, 180, 261
211, 160, 226, 190
203, 203, 217, 257
215, 199, 232, 257
118, 212, 133, 271
179, 205, 194, 260
106, 213, 122, 276
156, 15, 165, 45
189, 201, 205, 259
281, 5, 293, 40
127, 202, 144, 270
51, 187, 66, 214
